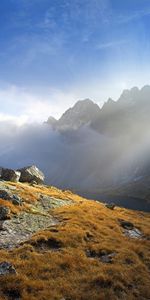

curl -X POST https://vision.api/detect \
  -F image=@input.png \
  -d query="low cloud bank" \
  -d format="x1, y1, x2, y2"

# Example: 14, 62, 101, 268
0, 121, 150, 194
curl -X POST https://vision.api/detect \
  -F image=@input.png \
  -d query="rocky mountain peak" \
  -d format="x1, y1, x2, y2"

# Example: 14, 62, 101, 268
73, 98, 96, 108
101, 98, 116, 113
46, 116, 57, 126
46, 85, 150, 134
117, 86, 140, 107
53, 99, 100, 130
61, 98, 100, 114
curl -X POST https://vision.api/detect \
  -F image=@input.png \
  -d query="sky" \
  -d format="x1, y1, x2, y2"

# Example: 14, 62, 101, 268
0, 0, 150, 123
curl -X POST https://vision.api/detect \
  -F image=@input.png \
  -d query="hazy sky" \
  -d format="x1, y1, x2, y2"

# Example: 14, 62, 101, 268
0, 0, 150, 123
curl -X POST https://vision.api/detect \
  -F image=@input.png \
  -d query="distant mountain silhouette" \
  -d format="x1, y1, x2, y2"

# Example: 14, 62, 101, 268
46, 99, 100, 130
91, 85, 150, 137
47, 85, 150, 138
46, 116, 57, 126
44, 85, 150, 211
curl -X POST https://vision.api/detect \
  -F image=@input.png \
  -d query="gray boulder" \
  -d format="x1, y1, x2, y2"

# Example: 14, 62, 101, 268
124, 227, 143, 239
18, 165, 45, 184
12, 195, 23, 206
0, 187, 23, 205
0, 189, 12, 200
0, 168, 21, 182
105, 203, 116, 210
0, 206, 10, 220
0, 262, 16, 275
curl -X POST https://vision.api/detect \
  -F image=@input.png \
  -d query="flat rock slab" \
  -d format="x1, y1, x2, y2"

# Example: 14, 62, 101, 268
37, 194, 73, 210
0, 212, 59, 249
0, 196, 74, 249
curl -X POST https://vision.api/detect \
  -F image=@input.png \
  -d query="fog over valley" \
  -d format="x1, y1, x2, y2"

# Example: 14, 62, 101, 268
1, 86, 150, 211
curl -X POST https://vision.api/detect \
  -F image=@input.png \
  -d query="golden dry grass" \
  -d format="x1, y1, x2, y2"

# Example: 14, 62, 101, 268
0, 182, 150, 300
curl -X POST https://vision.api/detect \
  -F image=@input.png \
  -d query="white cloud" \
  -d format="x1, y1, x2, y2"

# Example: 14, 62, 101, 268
0, 85, 78, 124
0, 113, 28, 126
0, 72, 150, 126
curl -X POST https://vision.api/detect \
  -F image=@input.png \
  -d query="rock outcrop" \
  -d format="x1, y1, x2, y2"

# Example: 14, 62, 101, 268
0, 183, 23, 206
0, 262, 16, 276
0, 181, 73, 249
0, 188, 12, 201
0, 165, 45, 185
0, 168, 20, 182
118, 219, 143, 239
18, 165, 45, 184
0, 206, 10, 220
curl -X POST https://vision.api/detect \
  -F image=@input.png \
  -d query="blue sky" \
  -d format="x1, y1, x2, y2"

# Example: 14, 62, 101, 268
0, 0, 150, 123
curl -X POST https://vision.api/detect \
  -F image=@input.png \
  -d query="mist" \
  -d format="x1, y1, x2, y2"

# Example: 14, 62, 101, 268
0, 119, 150, 207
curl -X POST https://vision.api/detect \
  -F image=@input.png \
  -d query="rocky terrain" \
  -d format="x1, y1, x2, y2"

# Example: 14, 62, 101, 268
0, 168, 149, 300
0, 167, 73, 249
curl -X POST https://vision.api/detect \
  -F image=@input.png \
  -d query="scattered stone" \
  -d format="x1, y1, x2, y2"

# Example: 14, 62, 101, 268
86, 249, 116, 263
12, 195, 23, 206
105, 203, 116, 210
0, 168, 21, 182
0, 206, 10, 220
32, 237, 62, 252
100, 251, 116, 263
18, 165, 45, 184
118, 219, 143, 239
0, 188, 23, 206
0, 189, 12, 200
118, 219, 134, 230
0, 262, 17, 276
124, 228, 143, 239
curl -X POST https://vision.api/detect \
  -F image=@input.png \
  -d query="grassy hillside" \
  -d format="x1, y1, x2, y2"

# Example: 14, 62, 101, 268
0, 182, 150, 300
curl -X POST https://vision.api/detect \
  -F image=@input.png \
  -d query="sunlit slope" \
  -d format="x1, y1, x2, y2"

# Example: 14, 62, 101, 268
0, 181, 149, 300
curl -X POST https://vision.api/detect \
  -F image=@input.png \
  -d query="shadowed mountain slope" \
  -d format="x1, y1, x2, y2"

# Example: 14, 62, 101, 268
91, 85, 150, 137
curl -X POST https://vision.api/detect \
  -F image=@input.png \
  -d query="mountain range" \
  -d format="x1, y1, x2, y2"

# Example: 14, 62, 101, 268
47, 85, 150, 137
0, 86, 149, 211
47, 98, 100, 130
45, 85, 150, 212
